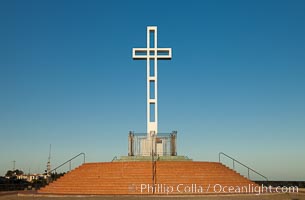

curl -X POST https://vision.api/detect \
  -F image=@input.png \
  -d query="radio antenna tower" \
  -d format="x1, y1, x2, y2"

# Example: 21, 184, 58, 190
46, 144, 51, 176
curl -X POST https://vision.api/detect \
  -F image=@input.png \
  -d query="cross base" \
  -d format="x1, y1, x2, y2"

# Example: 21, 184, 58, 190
128, 131, 177, 157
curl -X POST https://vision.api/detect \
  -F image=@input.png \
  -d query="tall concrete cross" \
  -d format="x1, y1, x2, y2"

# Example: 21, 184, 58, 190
132, 26, 172, 140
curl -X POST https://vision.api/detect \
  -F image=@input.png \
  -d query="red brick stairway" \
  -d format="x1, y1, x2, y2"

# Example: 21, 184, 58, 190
38, 161, 258, 195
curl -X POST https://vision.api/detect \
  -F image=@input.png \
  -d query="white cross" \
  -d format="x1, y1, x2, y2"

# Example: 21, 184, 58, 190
132, 26, 172, 138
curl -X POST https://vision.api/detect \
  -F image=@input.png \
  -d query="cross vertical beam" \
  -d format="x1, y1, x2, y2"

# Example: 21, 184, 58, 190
132, 26, 172, 140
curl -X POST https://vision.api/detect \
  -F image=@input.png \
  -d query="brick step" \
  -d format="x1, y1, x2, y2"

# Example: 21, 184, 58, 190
55, 177, 246, 183
38, 161, 258, 195
41, 184, 257, 190
156, 178, 251, 181
156, 171, 239, 174
49, 181, 152, 185
44, 183, 254, 189
45, 182, 255, 191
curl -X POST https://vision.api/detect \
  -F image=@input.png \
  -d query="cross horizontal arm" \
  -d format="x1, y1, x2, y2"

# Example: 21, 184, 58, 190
132, 48, 172, 60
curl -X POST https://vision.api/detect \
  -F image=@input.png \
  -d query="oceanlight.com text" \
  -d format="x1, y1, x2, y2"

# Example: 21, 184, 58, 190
137, 183, 298, 195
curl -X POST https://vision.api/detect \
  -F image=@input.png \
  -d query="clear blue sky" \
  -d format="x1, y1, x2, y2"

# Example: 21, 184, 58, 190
0, 0, 304, 181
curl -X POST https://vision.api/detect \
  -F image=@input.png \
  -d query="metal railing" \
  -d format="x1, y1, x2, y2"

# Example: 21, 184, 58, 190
50, 152, 86, 174
219, 152, 268, 181
151, 149, 157, 194
128, 131, 177, 157
112, 156, 117, 162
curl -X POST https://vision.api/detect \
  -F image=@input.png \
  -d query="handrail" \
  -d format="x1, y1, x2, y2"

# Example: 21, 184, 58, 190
50, 152, 85, 173
112, 156, 117, 162
219, 152, 268, 181
151, 149, 156, 194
